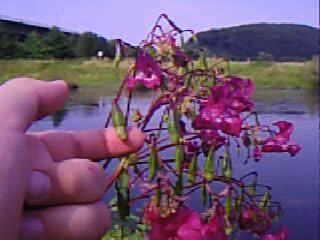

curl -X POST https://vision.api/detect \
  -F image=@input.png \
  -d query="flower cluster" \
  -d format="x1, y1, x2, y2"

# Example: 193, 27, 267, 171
143, 203, 227, 240
105, 14, 300, 239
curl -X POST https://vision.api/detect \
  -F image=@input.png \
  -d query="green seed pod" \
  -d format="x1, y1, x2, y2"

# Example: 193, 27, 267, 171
111, 101, 127, 140
192, 34, 199, 46
224, 215, 234, 235
149, 144, 158, 180
168, 109, 181, 144
221, 152, 232, 178
132, 109, 142, 123
154, 182, 161, 207
174, 145, 184, 172
237, 188, 244, 211
174, 173, 183, 195
225, 194, 232, 217
162, 112, 169, 123
260, 191, 270, 212
148, 46, 157, 58
204, 147, 215, 181
197, 49, 208, 70
180, 35, 186, 50
275, 205, 281, 221
185, 72, 193, 89
178, 66, 187, 76
187, 154, 198, 184
249, 177, 257, 196
117, 166, 130, 220
201, 182, 207, 206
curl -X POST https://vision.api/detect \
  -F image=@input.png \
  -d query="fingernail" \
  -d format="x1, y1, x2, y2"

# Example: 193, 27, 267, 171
21, 216, 44, 240
27, 171, 51, 202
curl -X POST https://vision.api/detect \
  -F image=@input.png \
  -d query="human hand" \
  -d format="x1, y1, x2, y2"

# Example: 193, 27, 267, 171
0, 78, 145, 240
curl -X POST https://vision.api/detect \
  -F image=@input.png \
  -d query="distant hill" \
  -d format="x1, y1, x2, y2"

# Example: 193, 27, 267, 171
187, 23, 319, 61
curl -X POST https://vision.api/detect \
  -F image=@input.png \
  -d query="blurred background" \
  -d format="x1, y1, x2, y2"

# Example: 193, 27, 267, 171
0, 0, 318, 90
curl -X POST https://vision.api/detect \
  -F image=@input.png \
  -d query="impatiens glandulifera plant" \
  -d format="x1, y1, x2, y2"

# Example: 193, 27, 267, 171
102, 14, 300, 240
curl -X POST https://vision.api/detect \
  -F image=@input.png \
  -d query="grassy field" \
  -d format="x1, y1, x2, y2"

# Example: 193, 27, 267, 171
0, 59, 317, 89
0, 59, 127, 88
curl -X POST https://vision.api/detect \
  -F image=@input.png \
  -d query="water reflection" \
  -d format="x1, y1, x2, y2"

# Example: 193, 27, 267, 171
29, 88, 319, 240
51, 87, 318, 122
51, 108, 69, 127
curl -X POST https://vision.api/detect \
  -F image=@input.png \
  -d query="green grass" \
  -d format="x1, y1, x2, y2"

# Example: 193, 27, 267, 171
0, 59, 317, 89
0, 59, 127, 88
229, 61, 313, 89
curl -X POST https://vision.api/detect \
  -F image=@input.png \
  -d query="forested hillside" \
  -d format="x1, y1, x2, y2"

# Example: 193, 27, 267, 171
1, 18, 318, 61
0, 17, 115, 58
187, 23, 319, 61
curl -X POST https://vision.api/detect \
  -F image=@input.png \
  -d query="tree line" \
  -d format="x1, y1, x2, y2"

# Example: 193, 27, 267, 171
0, 27, 116, 59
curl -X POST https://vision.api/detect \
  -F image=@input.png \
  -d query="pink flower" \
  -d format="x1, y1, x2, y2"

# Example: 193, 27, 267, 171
253, 146, 262, 160
145, 205, 194, 240
200, 129, 225, 148
273, 121, 293, 143
145, 206, 227, 240
260, 225, 288, 240
238, 206, 271, 236
261, 121, 301, 157
177, 207, 227, 240
126, 51, 162, 90
193, 77, 253, 138
261, 138, 284, 153
220, 117, 243, 137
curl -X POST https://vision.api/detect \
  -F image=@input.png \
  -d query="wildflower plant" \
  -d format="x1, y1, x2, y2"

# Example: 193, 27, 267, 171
102, 14, 300, 240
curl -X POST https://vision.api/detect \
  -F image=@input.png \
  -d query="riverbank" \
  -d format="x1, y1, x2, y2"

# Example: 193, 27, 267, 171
0, 59, 317, 89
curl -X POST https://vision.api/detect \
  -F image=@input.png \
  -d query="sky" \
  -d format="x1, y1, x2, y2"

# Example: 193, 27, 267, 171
1, 0, 318, 44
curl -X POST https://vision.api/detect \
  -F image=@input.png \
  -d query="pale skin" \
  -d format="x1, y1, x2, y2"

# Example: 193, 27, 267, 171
0, 78, 145, 240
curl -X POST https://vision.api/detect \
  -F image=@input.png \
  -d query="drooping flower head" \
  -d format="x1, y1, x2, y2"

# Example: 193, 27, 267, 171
261, 121, 301, 156
126, 51, 162, 90
260, 225, 288, 240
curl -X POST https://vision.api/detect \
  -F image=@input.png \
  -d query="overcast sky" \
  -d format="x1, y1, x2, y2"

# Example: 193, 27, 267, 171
1, 0, 318, 44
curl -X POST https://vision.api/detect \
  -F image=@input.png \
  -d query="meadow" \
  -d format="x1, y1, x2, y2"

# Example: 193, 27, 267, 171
0, 58, 318, 90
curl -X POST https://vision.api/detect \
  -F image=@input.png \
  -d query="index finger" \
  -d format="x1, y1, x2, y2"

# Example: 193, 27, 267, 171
0, 78, 68, 132
31, 127, 145, 161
